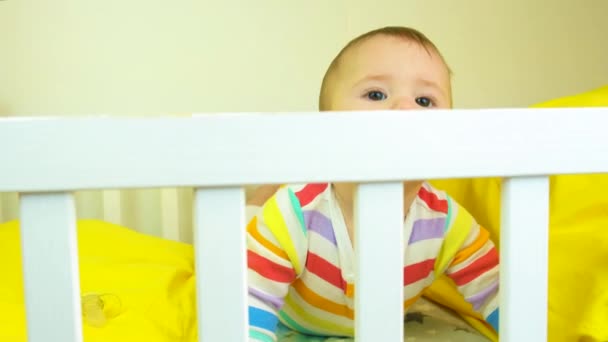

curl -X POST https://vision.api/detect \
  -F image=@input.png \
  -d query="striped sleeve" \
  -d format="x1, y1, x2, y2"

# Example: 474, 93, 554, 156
435, 196, 500, 334
247, 187, 308, 341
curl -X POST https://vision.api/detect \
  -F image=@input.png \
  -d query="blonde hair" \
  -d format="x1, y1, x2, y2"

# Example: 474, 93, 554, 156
318, 26, 450, 111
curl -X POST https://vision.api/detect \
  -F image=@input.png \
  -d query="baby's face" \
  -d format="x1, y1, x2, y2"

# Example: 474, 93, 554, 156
327, 35, 452, 111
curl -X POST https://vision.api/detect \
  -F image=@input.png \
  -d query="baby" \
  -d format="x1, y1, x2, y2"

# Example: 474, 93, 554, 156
246, 26, 499, 341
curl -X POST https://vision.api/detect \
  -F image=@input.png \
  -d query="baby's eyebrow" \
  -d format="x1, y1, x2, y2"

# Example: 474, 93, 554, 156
417, 79, 448, 98
417, 78, 442, 89
352, 74, 393, 88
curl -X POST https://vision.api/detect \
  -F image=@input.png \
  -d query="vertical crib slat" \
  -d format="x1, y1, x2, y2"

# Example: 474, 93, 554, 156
102, 189, 122, 224
500, 177, 549, 341
19, 193, 82, 342
193, 187, 247, 342
0, 194, 4, 223
354, 182, 404, 341
160, 188, 180, 241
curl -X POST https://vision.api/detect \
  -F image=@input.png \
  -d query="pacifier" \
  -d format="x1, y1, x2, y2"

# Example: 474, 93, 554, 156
81, 293, 122, 328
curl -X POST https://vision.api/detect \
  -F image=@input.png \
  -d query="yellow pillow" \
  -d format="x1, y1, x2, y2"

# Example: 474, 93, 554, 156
0, 219, 198, 342
426, 85, 608, 342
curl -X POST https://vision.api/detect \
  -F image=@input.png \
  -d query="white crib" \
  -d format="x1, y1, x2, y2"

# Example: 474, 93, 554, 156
1, 107, 607, 342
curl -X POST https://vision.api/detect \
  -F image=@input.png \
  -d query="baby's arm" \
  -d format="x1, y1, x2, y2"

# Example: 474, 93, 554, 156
436, 198, 500, 333
247, 187, 308, 341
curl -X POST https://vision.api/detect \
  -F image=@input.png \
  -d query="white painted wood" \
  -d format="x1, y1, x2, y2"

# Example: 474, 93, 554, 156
1, 108, 607, 192
500, 177, 550, 341
354, 182, 404, 341
75, 190, 103, 221
193, 187, 247, 342
160, 188, 180, 241
133, 188, 163, 236
178, 188, 194, 244
19, 193, 82, 342
102, 190, 122, 224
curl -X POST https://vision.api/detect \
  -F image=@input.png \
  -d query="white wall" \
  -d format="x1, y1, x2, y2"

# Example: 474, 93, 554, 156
1, 0, 607, 240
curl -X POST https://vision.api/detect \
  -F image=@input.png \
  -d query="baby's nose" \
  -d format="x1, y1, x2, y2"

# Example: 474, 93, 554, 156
391, 97, 417, 110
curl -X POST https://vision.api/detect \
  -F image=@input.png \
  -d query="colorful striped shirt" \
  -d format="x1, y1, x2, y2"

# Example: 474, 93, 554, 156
247, 182, 499, 341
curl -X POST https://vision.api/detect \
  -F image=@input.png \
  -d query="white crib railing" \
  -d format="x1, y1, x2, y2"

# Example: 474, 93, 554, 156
1, 107, 607, 342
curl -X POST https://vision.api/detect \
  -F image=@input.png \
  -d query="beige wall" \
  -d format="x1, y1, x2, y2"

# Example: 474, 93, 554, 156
2, 0, 607, 117
1, 0, 607, 239
345, 0, 608, 108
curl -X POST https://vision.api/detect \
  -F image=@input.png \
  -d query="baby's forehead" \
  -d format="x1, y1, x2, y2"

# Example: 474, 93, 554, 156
319, 32, 452, 109
340, 35, 436, 65
334, 38, 446, 81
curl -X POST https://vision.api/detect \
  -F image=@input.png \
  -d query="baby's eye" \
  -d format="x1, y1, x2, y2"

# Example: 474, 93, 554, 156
366, 90, 388, 101
415, 97, 433, 108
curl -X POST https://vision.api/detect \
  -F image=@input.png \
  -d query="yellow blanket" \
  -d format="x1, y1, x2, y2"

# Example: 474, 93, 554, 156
0, 219, 198, 342
426, 85, 608, 342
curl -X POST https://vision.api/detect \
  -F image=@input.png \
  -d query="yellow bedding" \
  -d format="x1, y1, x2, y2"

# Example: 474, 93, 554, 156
0, 219, 198, 342
426, 85, 608, 342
